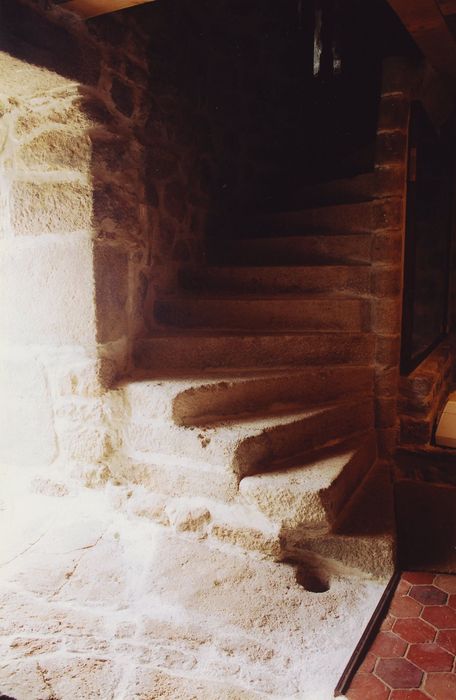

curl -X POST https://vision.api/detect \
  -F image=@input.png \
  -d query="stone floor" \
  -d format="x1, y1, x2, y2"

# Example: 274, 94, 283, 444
346, 571, 456, 699
0, 464, 385, 700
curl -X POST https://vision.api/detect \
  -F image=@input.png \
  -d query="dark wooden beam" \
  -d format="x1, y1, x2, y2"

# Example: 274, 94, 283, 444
56, 0, 154, 19
387, 0, 456, 79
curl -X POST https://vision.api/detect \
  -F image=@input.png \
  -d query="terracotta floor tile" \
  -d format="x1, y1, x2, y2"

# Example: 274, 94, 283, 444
421, 604, 456, 629
406, 642, 454, 672
389, 595, 423, 619
347, 574, 456, 700
390, 691, 432, 700
347, 672, 390, 700
381, 614, 397, 632
358, 651, 377, 673
370, 631, 407, 658
402, 572, 436, 585
375, 658, 423, 689
397, 579, 412, 595
434, 574, 456, 595
424, 672, 456, 699
436, 628, 456, 654
448, 594, 456, 610
409, 585, 447, 606
393, 618, 436, 644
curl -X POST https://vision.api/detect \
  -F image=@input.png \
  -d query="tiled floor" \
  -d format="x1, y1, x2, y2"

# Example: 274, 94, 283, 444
346, 571, 456, 700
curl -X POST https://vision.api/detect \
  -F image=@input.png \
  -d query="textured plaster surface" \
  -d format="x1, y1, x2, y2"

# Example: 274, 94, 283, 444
0, 466, 383, 700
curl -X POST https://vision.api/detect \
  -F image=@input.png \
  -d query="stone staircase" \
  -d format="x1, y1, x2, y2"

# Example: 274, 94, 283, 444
110, 174, 398, 582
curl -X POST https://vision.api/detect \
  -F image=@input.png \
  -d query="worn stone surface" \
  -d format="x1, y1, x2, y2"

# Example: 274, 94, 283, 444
94, 243, 129, 343
399, 342, 453, 448
0, 354, 57, 467
0, 466, 384, 700
10, 180, 93, 236
19, 129, 92, 172
0, 235, 96, 346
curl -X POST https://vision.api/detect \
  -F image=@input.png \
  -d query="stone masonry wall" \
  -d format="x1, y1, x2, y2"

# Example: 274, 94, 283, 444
399, 342, 454, 446
0, 1, 150, 478
371, 58, 412, 457
374, 60, 456, 458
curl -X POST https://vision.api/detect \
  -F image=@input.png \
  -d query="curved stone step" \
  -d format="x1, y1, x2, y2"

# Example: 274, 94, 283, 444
153, 296, 370, 332
124, 396, 374, 480
283, 461, 396, 581
120, 366, 373, 427
239, 432, 377, 534
281, 167, 403, 209
133, 331, 375, 371
179, 264, 371, 296
207, 234, 371, 266
241, 198, 402, 237
288, 172, 376, 208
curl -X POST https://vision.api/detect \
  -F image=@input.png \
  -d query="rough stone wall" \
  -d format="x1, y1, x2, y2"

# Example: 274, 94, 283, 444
0, 1, 150, 476
398, 342, 454, 446
371, 58, 412, 457
374, 61, 456, 455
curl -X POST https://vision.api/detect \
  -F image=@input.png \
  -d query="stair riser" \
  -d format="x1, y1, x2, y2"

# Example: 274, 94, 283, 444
207, 235, 371, 266
247, 198, 402, 237
110, 458, 239, 502
235, 399, 374, 478
154, 298, 370, 332
174, 367, 373, 426
134, 334, 375, 372
120, 367, 373, 426
317, 432, 377, 526
179, 266, 371, 296
283, 533, 395, 581
289, 168, 404, 208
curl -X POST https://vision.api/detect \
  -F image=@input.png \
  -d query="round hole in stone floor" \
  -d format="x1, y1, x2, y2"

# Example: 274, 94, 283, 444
295, 567, 330, 593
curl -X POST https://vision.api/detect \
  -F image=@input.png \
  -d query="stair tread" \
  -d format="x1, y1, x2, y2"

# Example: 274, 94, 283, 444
156, 294, 366, 302
239, 432, 376, 531
212, 233, 371, 243
257, 199, 376, 215
136, 398, 367, 435
240, 434, 369, 489
187, 264, 371, 269
141, 329, 373, 338
124, 365, 372, 384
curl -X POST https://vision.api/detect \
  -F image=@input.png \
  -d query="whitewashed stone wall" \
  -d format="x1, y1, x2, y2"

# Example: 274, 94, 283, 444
0, 1, 150, 478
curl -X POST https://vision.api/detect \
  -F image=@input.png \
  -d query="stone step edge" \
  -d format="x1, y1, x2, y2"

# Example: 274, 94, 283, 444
126, 393, 372, 437
120, 363, 374, 385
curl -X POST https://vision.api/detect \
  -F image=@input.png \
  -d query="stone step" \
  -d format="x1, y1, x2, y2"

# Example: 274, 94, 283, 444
284, 167, 403, 209
124, 396, 374, 480
118, 452, 394, 580
289, 172, 376, 208
241, 198, 402, 238
179, 264, 371, 296
133, 331, 375, 372
153, 296, 370, 332
283, 460, 396, 581
239, 432, 377, 535
207, 234, 371, 266
120, 365, 373, 427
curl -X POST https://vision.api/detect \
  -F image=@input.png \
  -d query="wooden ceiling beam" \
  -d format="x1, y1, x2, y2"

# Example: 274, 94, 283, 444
55, 0, 154, 19
386, 0, 456, 79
